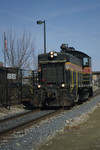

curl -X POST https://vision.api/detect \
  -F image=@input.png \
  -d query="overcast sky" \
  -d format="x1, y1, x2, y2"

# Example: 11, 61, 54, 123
0, 0, 100, 71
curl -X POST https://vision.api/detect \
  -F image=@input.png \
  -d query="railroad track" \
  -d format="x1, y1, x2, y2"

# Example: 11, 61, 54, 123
0, 108, 40, 136
0, 108, 40, 124
92, 88, 100, 97
0, 108, 64, 138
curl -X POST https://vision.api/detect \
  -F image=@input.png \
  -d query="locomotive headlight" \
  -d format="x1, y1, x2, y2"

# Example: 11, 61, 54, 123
50, 51, 54, 55
61, 83, 65, 87
49, 51, 57, 58
50, 54, 54, 58
54, 52, 57, 56
38, 84, 41, 88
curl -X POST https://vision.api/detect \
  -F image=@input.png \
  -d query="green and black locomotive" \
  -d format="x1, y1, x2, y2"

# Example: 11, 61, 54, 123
31, 44, 93, 108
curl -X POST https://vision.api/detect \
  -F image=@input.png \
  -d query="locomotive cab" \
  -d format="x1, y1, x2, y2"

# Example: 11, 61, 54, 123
82, 56, 93, 97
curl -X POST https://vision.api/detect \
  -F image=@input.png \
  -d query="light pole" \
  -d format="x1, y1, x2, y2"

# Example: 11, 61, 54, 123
37, 20, 46, 54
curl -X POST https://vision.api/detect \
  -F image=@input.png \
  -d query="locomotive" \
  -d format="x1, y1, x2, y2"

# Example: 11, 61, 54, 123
31, 44, 93, 108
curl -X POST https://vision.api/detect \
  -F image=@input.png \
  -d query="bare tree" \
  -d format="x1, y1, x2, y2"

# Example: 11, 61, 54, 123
4, 30, 37, 69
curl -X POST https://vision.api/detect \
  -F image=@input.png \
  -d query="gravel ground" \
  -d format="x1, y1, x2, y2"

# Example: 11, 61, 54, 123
0, 92, 100, 150
0, 109, 56, 133
39, 103, 100, 150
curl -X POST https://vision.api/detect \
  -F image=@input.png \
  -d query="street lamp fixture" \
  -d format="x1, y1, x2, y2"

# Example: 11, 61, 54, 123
37, 20, 46, 54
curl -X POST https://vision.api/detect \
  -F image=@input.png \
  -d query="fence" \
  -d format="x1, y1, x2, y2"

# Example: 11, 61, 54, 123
0, 67, 38, 108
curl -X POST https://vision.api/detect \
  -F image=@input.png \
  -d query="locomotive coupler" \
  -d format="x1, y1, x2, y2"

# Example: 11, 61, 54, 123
46, 90, 57, 98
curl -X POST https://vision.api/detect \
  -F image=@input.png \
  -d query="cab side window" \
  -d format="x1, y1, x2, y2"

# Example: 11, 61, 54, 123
83, 57, 88, 66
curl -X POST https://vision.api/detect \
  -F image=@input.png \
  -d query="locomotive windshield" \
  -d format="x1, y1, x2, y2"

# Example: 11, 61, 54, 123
41, 63, 64, 83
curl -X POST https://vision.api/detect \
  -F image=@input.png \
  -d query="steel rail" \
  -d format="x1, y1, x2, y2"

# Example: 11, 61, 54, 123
0, 108, 40, 124
0, 108, 64, 138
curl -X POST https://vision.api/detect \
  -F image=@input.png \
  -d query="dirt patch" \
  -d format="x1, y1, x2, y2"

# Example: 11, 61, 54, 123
38, 103, 100, 150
